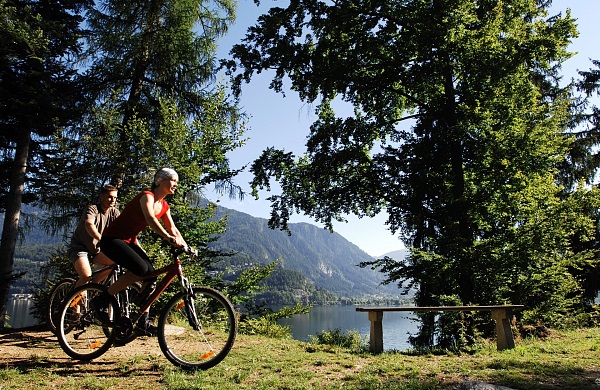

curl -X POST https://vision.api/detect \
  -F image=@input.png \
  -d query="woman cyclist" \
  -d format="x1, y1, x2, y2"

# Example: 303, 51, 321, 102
91, 168, 187, 335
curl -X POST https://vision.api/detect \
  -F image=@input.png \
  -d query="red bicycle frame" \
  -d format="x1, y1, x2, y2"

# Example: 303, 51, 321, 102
135, 254, 185, 314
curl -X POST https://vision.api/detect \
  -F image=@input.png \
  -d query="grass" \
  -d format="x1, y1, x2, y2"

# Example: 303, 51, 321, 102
1, 327, 599, 389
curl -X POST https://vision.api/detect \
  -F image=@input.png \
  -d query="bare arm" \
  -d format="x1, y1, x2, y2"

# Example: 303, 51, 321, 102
161, 210, 186, 247
139, 194, 184, 246
140, 194, 173, 241
84, 219, 102, 241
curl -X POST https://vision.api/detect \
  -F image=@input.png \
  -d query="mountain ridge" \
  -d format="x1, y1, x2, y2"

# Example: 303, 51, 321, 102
212, 206, 406, 299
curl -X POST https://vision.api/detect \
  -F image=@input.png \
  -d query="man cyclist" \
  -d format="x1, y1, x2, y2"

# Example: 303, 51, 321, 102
67, 184, 119, 288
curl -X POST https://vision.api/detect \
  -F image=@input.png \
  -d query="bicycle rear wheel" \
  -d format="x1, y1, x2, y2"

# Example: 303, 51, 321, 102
57, 283, 118, 361
47, 278, 75, 335
158, 287, 237, 370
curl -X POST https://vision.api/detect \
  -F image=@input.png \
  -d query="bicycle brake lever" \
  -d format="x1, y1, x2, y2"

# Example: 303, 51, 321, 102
183, 245, 198, 257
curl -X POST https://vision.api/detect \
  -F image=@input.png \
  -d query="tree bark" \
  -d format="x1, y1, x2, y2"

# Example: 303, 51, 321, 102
0, 129, 31, 329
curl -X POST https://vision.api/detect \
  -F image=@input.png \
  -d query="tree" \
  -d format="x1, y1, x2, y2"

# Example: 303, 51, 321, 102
559, 60, 600, 189
558, 60, 600, 305
25, 0, 255, 324
226, 0, 594, 346
37, 0, 245, 226
0, 0, 86, 329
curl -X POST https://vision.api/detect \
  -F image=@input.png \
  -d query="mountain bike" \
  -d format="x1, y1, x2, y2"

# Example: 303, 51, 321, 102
56, 244, 237, 370
46, 263, 140, 335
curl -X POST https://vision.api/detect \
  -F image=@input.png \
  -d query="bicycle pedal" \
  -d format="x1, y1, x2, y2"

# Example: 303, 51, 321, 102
115, 318, 137, 346
135, 314, 158, 337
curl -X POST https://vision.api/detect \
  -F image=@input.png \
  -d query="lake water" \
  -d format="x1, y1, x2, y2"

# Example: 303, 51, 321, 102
6, 294, 38, 328
278, 305, 420, 351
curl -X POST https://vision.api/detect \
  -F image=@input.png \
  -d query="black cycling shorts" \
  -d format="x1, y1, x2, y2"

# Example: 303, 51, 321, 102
99, 237, 155, 277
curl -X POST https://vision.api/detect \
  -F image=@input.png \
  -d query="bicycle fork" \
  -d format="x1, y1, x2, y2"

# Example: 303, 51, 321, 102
178, 278, 217, 360
179, 276, 201, 331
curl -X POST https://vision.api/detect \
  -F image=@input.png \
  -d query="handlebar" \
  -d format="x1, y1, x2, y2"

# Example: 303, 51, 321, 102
165, 235, 206, 258
171, 243, 200, 258
184, 245, 199, 257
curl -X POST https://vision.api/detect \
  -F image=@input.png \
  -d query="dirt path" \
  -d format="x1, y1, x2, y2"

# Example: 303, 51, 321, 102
0, 327, 163, 361
0, 327, 172, 388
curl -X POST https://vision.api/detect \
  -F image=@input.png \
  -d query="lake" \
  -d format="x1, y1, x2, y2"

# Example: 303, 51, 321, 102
6, 294, 37, 328
278, 304, 420, 351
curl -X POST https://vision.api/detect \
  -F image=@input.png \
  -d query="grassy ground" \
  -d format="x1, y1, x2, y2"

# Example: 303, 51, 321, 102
1, 327, 599, 389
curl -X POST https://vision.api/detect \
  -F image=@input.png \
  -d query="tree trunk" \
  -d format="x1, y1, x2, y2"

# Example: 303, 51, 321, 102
0, 129, 31, 329
442, 57, 474, 305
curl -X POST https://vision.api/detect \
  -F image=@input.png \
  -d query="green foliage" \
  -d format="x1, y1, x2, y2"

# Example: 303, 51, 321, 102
13, 0, 253, 329
36, 0, 246, 234
253, 267, 338, 305
11, 258, 45, 294
237, 316, 292, 339
0, 0, 88, 325
309, 328, 368, 351
0, 0, 86, 209
225, 260, 278, 305
81, 0, 236, 131
560, 60, 600, 190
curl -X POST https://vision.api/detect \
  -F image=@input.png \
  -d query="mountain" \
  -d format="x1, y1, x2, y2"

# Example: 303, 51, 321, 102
0, 205, 65, 245
378, 249, 410, 261
212, 207, 404, 299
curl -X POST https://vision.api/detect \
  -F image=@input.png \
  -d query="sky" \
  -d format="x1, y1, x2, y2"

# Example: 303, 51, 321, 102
208, 0, 600, 257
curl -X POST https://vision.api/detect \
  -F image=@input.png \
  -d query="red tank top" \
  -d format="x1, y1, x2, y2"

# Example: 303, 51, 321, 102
103, 190, 169, 242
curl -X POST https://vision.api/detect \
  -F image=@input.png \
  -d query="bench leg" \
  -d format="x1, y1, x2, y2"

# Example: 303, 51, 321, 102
368, 311, 384, 353
491, 309, 515, 350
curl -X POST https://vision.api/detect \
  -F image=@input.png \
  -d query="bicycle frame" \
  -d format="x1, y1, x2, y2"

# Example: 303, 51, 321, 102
132, 248, 189, 318
98, 264, 118, 286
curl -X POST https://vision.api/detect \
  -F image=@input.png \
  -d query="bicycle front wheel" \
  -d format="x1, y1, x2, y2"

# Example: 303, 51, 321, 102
47, 278, 75, 334
57, 283, 118, 361
158, 287, 237, 370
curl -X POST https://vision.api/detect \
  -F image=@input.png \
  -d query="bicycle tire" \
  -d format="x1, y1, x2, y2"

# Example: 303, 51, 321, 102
157, 286, 237, 370
46, 278, 76, 335
56, 283, 119, 361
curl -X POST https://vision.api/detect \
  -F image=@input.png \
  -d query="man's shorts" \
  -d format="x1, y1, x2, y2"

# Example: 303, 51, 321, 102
67, 246, 90, 264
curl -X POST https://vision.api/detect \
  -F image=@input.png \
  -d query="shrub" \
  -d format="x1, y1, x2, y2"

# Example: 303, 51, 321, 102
309, 328, 368, 351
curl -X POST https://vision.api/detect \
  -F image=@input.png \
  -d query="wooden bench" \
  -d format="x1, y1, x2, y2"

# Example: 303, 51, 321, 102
356, 305, 524, 353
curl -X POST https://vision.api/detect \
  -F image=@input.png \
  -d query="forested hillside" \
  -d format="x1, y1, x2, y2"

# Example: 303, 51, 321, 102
211, 207, 406, 300
1, 210, 63, 294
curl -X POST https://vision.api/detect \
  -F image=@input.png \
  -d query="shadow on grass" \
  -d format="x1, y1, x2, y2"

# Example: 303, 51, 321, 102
2, 356, 164, 380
